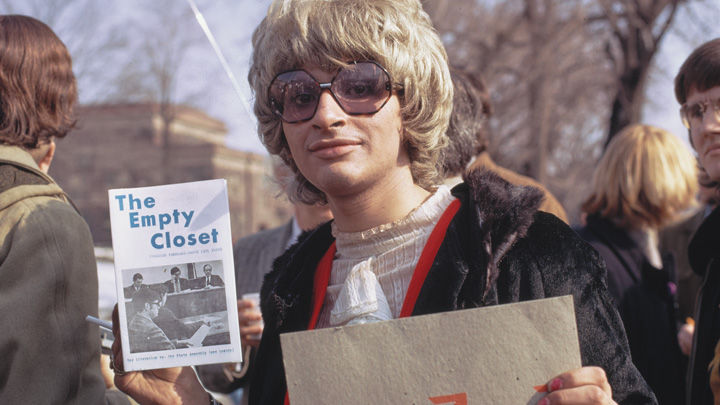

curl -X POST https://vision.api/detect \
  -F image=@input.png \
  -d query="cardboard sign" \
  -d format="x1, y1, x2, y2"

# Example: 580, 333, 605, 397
281, 296, 580, 404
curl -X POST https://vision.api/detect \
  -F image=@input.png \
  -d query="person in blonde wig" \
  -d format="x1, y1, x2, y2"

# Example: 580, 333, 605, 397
249, 0, 452, 204
110, 1, 656, 404
578, 124, 698, 405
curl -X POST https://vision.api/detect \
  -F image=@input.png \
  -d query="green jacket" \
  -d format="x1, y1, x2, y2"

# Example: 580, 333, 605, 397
0, 145, 128, 404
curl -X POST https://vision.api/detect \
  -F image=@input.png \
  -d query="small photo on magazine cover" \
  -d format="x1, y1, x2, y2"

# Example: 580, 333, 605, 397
121, 260, 230, 354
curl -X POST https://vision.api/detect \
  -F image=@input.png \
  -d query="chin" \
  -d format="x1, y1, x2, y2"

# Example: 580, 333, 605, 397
706, 165, 720, 183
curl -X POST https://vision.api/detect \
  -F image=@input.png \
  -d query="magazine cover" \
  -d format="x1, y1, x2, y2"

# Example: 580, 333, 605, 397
109, 179, 242, 371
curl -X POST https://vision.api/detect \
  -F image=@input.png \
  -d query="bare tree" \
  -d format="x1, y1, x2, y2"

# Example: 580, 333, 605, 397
427, 0, 611, 221
0, 0, 127, 103
105, 0, 207, 183
425, 0, 720, 222
590, 0, 687, 144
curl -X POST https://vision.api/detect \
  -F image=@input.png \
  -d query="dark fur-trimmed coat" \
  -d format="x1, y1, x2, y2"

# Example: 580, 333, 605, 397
249, 170, 656, 405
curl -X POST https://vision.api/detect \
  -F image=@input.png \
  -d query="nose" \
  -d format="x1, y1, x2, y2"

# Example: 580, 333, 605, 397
311, 89, 347, 129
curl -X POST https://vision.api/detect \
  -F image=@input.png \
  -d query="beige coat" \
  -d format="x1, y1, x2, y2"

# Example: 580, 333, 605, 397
0, 145, 128, 404
467, 152, 569, 223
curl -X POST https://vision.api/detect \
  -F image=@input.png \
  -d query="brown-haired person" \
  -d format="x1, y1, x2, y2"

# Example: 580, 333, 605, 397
441, 69, 569, 223
674, 37, 720, 405
110, 1, 655, 404
577, 124, 698, 405
0, 15, 128, 404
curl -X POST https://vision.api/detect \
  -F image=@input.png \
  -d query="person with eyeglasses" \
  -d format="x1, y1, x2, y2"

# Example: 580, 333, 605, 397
127, 288, 176, 353
127, 288, 200, 354
109, 1, 655, 404
674, 37, 720, 405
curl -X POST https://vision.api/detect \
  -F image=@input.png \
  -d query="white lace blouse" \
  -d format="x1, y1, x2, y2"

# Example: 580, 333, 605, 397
315, 185, 457, 329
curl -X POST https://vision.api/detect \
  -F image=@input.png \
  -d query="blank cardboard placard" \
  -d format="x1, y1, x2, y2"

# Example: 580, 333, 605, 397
281, 295, 580, 405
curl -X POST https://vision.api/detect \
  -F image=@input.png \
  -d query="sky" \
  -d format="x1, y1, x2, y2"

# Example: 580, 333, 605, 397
180, 0, 272, 154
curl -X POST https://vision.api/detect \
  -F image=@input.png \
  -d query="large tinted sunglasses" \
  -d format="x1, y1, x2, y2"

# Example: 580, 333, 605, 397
268, 60, 393, 123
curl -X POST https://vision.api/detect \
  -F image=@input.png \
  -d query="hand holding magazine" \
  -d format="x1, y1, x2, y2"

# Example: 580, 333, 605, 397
109, 179, 242, 371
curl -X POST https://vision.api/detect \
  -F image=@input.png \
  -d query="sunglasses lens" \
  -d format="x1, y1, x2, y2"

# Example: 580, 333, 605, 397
268, 62, 391, 123
269, 70, 321, 123
332, 62, 391, 114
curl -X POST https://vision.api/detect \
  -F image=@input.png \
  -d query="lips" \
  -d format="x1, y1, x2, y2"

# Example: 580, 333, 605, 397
308, 139, 361, 158
704, 143, 720, 156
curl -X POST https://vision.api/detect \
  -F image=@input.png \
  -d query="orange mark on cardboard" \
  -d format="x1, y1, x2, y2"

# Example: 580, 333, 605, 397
428, 392, 468, 405
534, 384, 548, 393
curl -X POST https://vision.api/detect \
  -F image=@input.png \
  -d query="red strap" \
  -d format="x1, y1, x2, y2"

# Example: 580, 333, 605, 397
399, 198, 460, 317
307, 241, 337, 330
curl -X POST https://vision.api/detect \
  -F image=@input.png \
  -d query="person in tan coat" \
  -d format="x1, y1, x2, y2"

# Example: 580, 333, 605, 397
0, 15, 128, 404
440, 69, 569, 223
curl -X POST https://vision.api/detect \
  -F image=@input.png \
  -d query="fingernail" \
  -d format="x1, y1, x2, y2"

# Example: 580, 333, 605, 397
537, 398, 549, 405
549, 378, 563, 391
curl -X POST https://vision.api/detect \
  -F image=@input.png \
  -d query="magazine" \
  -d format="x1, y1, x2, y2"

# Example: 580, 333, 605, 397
109, 179, 242, 371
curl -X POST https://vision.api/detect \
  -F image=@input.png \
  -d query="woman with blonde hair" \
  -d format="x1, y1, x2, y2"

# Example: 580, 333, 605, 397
578, 124, 698, 405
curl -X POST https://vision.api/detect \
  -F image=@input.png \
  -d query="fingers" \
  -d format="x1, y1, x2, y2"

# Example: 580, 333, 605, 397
111, 304, 130, 382
538, 367, 615, 405
239, 309, 263, 325
237, 298, 255, 311
240, 324, 264, 349
111, 304, 122, 361
238, 298, 263, 328
238, 299, 260, 312
539, 385, 616, 405
678, 323, 694, 357
238, 299, 264, 349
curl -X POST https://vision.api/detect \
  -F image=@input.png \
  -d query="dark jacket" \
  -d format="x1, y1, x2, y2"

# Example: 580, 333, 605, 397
194, 274, 225, 289
164, 277, 193, 293
578, 215, 684, 405
0, 145, 129, 404
196, 220, 295, 405
123, 284, 148, 299
687, 207, 720, 405
249, 170, 656, 405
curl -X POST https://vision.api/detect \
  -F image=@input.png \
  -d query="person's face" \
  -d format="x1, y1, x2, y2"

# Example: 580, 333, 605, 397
133, 278, 143, 288
281, 64, 408, 201
687, 86, 720, 181
171, 272, 179, 281
204, 267, 212, 276
147, 300, 161, 318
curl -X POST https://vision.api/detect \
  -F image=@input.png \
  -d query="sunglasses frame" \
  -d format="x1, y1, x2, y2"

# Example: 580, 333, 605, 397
268, 60, 394, 124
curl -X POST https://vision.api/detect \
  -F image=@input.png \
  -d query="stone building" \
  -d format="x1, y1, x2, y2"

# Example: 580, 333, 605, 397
51, 103, 292, 246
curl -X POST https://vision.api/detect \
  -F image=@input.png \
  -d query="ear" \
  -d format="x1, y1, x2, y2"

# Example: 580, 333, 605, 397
37, 140, 56, 173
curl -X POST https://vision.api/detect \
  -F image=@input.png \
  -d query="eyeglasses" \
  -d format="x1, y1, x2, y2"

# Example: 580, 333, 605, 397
268, 60, 393, 123
680, 97, 720, 130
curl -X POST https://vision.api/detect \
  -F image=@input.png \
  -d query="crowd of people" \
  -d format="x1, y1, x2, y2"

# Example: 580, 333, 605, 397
2, 0, 720, 404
